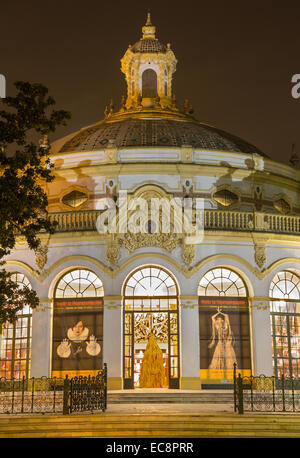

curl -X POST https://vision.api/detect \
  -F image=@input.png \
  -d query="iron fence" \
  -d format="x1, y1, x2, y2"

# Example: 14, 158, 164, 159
68, 364, 107, 414
0, 376, 65, 414
0, 364, 107, 415
233, 363, 300, 414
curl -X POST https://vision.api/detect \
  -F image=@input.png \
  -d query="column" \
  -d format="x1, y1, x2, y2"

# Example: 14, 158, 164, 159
180, 296, 201, 389
102, 296, 123, 390
30, 299, 52, 378
250, 299, 273, 376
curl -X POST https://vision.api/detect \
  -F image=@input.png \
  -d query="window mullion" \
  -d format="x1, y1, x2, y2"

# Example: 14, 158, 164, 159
11, 324, 16, 380
26, 314, 31, 379
286, 314, 293, 378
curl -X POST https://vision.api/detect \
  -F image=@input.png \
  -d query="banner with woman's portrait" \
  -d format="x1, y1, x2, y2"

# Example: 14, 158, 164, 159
52, 298, 103, 378
199, 297, 251, 385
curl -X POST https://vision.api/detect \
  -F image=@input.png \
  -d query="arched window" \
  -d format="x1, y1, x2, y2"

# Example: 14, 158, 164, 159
270, 270, 300, 379
198, 267, 250, 386
55, 269, 104, 298
142, 69, 157, 98
124, 266, 177, 298
123, 266, 179, 389
131, 68, 135, 96
164, 68, 168, 97
198, 267, 247, 297
0, 273, 32, 380
52, 269, 104, 378
164, 81, 168, 97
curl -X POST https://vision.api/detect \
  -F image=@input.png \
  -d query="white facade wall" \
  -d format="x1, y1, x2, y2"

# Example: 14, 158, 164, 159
4, 238, 298, 386
3, 149, 300, 388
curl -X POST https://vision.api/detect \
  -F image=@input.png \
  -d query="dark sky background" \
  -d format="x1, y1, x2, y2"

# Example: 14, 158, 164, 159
1, 0, 300, 164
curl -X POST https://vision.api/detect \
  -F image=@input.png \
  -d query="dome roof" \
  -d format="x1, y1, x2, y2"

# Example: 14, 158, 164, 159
55, 14, 268, 160
128, 12, 167, 54
58, 114, 267, 157
130, 39, 167, 53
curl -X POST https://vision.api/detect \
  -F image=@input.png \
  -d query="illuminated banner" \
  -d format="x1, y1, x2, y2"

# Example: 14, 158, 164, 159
199, 297, 251, 384
52, 298, 103, 378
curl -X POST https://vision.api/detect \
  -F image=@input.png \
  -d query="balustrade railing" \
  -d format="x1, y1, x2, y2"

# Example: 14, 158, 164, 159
48, 210, 300, 235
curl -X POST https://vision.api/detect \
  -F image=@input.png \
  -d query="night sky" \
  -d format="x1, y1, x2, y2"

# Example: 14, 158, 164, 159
1, 0, 300, 164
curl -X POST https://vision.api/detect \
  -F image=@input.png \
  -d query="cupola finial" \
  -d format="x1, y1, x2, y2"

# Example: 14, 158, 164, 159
146, 10, 152, 26
142, 10, 156, 39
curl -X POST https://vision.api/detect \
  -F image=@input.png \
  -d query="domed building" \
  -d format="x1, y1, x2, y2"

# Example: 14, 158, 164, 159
3, 13, 300, 391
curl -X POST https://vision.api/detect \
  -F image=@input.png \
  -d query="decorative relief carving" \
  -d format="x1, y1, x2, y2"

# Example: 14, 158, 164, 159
249, 300, 270, 311
182, 243, 195, 266
103, 299, 120, 309
104, 185, 195, 267
119, 233, 180, 253
35, 239, 49, 271
134, 313, 170, 344
180, 298, 198, 309
105, 233, 195, 268
106, 240, 120, 267
254, 244, 266, 269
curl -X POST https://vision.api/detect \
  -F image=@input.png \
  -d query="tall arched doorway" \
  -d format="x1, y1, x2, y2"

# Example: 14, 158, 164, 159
123, 266, 180, 389
198, 267, 251, 387
52, 268, 104, 378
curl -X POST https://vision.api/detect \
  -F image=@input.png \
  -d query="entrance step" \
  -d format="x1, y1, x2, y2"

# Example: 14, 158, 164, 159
108, 390, 233, 404
1, 413, 300, 438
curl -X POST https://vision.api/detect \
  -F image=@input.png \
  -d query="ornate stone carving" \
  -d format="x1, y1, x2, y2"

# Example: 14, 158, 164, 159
35, 240, 49, 271
182, 243, 195, 266
254, 244, 266, 269
119, 233, 180, 253
106, 240, 120, 267
249, 300, 270, 311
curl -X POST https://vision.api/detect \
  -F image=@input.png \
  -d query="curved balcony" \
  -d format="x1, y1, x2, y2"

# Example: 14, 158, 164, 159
48, 210, 300, 236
